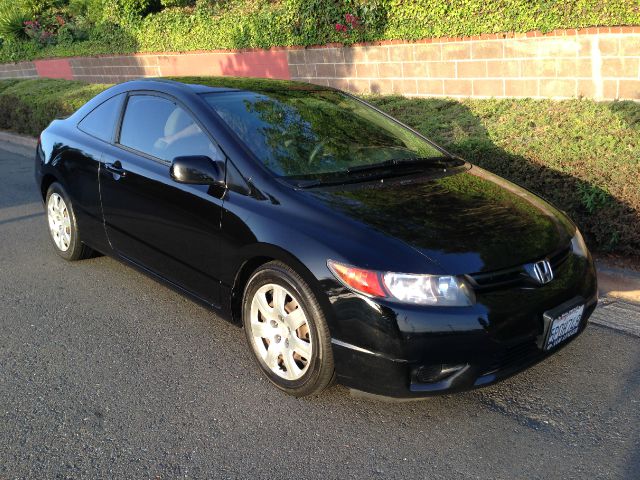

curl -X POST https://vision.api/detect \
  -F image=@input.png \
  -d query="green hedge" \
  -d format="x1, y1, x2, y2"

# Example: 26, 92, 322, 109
0, 77, 638, 257
1, 0, 639, 63
0, 78, 108, 133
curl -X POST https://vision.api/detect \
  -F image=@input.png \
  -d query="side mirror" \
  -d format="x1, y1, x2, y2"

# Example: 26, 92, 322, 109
170, 155, 225, 186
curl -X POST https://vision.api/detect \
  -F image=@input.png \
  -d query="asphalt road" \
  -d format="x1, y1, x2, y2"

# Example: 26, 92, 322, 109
1, 145, 639, 479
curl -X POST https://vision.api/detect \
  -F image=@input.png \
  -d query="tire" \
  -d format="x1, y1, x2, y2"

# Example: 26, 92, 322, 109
45, 182, 93, 261
242, 261, 335, 397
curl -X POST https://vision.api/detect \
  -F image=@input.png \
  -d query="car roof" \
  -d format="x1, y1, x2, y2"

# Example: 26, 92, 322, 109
71, 75, 339, 131
132, 76, 334, 95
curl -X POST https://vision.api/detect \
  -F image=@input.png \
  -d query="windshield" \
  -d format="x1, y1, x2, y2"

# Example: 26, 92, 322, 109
202, 90, 448, 179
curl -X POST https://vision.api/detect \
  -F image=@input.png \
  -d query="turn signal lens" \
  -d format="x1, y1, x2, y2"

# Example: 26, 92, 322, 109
327, 260, 386, 297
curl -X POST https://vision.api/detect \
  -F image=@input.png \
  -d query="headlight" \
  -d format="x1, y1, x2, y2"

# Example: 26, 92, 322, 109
571, 229, 589, 258
382, 272, 474, 306
327, 260, 475, 307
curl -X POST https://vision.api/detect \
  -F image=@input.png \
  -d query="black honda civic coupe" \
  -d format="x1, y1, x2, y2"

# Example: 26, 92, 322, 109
35, 77, 597, 398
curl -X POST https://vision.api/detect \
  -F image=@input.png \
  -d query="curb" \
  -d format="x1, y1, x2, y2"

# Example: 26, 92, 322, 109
0, 130, 38, 157
1, 129, 639, 312
590, 299, 640, 338
595, 261, 640, 305
595, 260, 640, 280
0, 130, 38, 149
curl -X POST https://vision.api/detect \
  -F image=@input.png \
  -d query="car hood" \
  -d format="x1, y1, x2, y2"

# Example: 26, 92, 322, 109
303, 165, 574, 274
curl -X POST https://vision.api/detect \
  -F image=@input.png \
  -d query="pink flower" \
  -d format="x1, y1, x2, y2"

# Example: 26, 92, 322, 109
345, 13, 359, 26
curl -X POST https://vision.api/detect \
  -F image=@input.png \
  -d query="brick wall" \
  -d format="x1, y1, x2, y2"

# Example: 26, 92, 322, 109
65, 50, 291, 83
0, 27, 639, 100
289, 28, 640, 100
0, 61, 38, 79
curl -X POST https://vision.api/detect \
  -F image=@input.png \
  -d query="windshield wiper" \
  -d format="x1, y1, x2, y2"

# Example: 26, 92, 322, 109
293, 156, 462, 189
345, 157, 446, 173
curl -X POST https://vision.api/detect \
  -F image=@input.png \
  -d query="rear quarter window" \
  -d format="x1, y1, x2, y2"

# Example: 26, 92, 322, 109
77, 94, 124, 142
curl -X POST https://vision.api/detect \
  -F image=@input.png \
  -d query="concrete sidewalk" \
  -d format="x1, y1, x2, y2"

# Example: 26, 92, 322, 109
596, 262, 640, 305
2, 129, 639, 309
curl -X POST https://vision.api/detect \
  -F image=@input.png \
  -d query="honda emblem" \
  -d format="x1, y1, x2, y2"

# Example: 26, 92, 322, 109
527, 259, 554, 285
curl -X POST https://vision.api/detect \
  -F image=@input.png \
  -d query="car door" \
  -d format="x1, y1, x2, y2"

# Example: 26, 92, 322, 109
98, 92, 227, 306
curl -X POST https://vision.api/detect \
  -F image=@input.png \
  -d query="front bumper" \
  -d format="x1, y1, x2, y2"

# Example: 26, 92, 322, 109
327, 254, 598, 398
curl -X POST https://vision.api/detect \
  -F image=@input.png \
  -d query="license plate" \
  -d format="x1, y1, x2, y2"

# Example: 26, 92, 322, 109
544, 304, 585, 351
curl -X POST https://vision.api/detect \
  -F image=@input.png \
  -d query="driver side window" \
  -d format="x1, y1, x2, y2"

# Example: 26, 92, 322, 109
119, 95, 224, 162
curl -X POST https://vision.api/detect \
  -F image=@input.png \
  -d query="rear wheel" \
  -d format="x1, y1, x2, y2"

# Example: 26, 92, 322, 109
242, 261, 335, 397
45, 183, 92, 261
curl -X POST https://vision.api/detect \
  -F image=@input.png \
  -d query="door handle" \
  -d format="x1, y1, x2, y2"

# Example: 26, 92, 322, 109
105, 161, 127, 177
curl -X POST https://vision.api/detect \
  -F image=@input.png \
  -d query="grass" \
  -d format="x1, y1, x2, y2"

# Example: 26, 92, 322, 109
0, 77, 638, 256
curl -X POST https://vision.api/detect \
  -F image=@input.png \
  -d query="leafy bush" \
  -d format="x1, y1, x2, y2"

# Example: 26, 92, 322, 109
102, 0, 162, 22
24, 18, 57, 45
56, 16, 90, 43
0, 77, 638, 257
160, 0, 193, 8
66, 0, 106, 24
0, 37, 39, 60
381, 0, 640, 40
0, 78, 107, 133
134, 0, 640, 50
0, 6, 30, 40
0, 0, 105, 49
1, 0, 639, 62
10, 0, 58, 16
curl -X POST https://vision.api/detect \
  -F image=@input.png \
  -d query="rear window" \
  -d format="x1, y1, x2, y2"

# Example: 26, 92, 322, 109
78, 94, 124, 142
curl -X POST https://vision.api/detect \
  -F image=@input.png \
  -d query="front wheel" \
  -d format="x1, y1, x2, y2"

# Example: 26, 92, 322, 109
242, 261, 335, 397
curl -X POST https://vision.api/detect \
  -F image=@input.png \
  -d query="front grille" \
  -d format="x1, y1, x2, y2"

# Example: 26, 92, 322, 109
467, 244, 572, 291
484, 339, 541, 374
548, 244, 571, 269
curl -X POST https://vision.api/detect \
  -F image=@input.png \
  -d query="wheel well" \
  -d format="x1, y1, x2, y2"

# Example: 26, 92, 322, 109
231, 256, 273, 324
230, 253, 328, 326
40, 174, 57, 200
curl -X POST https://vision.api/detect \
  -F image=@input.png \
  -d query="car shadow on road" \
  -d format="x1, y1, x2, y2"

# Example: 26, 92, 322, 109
0, 146, 42, 211
0, 211, 43, 226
